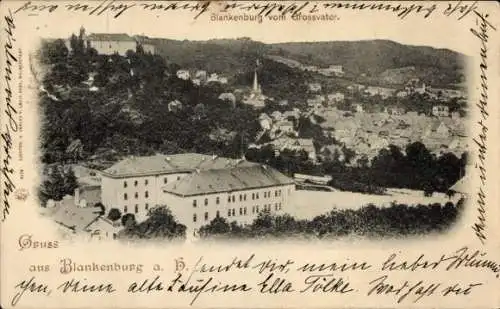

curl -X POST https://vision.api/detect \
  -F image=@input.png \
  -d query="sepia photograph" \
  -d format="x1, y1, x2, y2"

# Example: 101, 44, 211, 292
2, 2, 499, 308
35, 26, 470, 243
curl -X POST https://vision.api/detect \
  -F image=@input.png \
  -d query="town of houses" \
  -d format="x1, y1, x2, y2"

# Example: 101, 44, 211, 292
246, 69, 467, 165
40, 35, 468, 241
166, 63, 467, 164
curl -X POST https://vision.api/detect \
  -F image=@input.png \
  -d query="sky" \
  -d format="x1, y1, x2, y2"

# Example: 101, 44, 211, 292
7, 1, 499, 55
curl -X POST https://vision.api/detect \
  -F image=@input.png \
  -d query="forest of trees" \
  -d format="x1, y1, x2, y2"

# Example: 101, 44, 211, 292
199, 199, 464, 240
246, 141, 466, 194
269, 40, 466, 87
39, 33, 261, 167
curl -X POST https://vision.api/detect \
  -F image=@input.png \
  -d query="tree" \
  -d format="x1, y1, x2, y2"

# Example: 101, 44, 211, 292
119, 206, 186, 240
40, 39, 68, 64
356, 155, 369, 168
433, 152, 460, 190
121, 213, 137, 228
69, 33, 85, 57
94, 202, 106, 215
406, 142, 432, 168
108, 208, 122, 221
341, 147, 356, 164
63, 167, 78, 195
39, 170, 65, 205
199, 216, 231, 237
136, 42, 145, 54
38, 165, 78, 205
252, 211, 273, 230
65, 139, 84, 163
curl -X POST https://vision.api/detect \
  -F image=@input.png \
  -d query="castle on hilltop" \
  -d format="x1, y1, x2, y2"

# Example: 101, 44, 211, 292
66, 27, 156, 56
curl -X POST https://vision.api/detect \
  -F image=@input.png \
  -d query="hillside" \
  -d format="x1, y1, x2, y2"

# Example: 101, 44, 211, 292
379, 66, 417, 84
38, 37, 261, 166
150, 38, 466, 88
151, 37, 267, 76
268, 40, 466, 85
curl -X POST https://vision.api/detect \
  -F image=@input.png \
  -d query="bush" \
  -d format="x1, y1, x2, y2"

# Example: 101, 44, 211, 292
121, 213, 136, 228
198, 202, 460, 240
327, 178, 386, 195
199, 216, 231, 237
118, 206, 186, 240
108, 208, 122, 221
94, 202, 106, 215
39, 166, 79, 205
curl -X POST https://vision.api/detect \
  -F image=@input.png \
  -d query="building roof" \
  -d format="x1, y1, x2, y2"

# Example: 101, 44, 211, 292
296, 138, 314, 148
279, 121, 294, 127
449, 174, 470, 193
52, 198, 102, 232
102, 153, 258, 178
86, 217, 122, 233
283, 110, 299, 118
168, 100, 182, 106
86, 33, 134, 42
163, 164, 294, 197
453, 124, 467, 137
428, 120, 450, 132
78, 176, 101, 187
259, 113, 271, 121
328, 92, 344, 97
365, 86, 396, 93
335, 120, 359, 131
218, 93, 236, 101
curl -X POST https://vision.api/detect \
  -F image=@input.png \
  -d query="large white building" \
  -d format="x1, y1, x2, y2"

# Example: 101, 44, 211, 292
84, 33, 156, 55
100, 154, 295, 233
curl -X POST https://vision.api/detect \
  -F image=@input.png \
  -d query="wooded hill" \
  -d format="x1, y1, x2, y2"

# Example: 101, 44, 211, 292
150, 37, 467, 88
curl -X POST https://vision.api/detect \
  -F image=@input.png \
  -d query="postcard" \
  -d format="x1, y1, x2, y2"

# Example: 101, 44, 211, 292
0, 1, 499, 308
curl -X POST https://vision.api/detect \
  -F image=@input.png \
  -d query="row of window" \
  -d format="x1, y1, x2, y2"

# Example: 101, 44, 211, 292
122, 202, 281, 217
192, 189, 284, 207
255, 203, 282, 213
124, 180, 148, 188
228, 207, 248, 217
193, 211, 220, 223
193, 197, 220, 207
123, 203, 150, 214
124, 191, 149, 200
123, 176, 182, 188
193, 203, 283, 223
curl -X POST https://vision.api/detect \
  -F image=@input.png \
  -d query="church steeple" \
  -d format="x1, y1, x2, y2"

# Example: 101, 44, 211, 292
79, 26, 86, 39
243, 59, 266, 108
252, 58, 262, 94
253, 70, 258, 92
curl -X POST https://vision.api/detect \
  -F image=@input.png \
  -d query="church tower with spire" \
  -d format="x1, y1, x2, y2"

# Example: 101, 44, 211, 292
252, 69, 262, 94
244, 59, 266, 108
